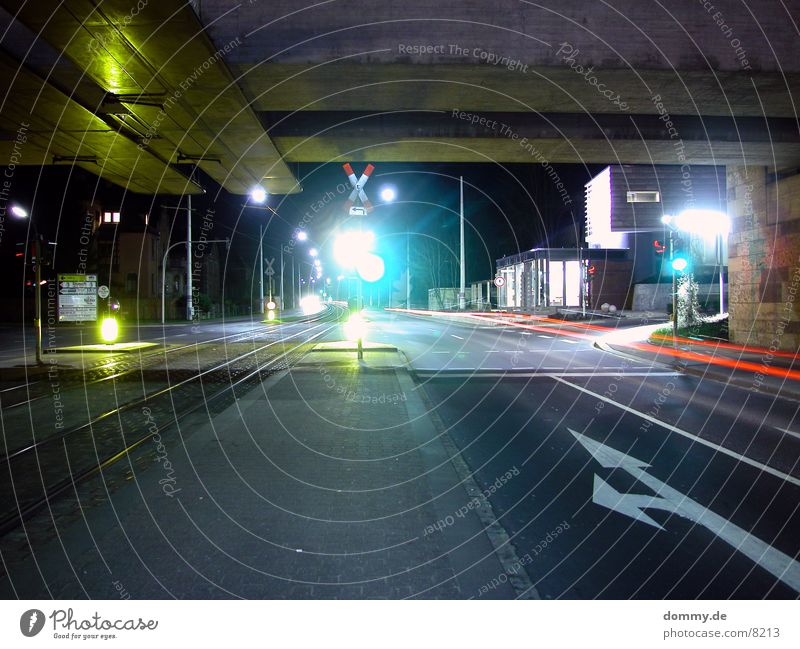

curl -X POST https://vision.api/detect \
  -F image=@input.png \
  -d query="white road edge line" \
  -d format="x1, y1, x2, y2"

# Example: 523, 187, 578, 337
451, 334, 464, 340
553, 376, 800, 488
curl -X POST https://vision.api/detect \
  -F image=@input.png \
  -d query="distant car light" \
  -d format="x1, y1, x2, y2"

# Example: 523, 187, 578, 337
300, 295, 322, 315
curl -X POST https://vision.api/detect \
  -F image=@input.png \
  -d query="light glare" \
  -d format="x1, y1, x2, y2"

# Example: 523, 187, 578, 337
250, 186, 267, 203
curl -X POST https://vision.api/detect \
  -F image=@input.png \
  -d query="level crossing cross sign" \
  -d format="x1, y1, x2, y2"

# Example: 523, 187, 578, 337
343, 163, 375, 216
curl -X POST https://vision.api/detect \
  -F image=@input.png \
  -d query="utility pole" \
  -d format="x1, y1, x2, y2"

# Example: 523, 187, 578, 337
186, 194, 193, 321
258, 222, 264, 314
34, 236, 42, 364
671, 229, 678, 341
458, 175, 466, 310
290, 255, 295, 309
406, 232, 411, 309
280, 247, 284, 309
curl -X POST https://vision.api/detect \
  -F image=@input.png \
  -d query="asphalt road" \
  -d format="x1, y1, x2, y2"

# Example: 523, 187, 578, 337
1, 309, 798, 599
366, 310, 800, 598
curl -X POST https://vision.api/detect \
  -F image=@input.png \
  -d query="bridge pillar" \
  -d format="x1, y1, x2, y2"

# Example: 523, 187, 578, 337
727, 166, 800, 351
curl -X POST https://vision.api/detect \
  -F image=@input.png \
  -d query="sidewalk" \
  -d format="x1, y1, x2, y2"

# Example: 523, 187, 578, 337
0, 344, 530, 599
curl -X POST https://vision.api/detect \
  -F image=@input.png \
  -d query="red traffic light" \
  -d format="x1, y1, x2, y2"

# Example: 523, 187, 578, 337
653, 239, 666, 254
587, 265, 596, 275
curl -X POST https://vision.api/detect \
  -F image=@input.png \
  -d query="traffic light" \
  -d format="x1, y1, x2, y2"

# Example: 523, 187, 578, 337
653, 239, 666, 255
671, 234, 690, 273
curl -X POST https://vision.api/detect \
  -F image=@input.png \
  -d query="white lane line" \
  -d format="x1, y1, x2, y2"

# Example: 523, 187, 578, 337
172, 333, 187, 337
777, 428, 800, 441
431, 351, 450, 354
553, 376, 800, 488
538, 335, 552, 338
451, 334, 464, 340
564, 340, 579, 344
485, 350, 501, 353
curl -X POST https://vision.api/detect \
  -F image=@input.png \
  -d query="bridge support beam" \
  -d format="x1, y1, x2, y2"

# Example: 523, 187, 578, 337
728, 165, 800, 351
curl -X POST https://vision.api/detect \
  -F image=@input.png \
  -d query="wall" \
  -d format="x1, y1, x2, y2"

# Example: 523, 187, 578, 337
727, 166, 800, 350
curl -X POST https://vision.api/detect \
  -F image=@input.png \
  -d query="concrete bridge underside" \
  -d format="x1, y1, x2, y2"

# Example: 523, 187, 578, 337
1, 0, 799, 348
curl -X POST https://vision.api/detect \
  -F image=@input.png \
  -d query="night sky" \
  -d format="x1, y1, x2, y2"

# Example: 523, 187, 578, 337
0, 160, 604, 304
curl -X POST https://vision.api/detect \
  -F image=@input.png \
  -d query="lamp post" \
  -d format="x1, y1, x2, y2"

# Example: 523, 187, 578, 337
11, 205, 44, 364
161, 239, 229, 324
459, 175, 466, 310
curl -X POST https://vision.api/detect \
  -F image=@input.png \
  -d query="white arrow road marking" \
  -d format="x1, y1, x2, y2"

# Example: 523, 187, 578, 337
571, 429, 800, 593
554, 376, 800, 488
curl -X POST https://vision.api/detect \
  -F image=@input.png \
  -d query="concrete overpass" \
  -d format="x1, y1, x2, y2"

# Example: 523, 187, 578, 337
1, 0, 799, 347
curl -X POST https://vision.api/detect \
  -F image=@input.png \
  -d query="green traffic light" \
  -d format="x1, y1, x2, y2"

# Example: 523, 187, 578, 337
671, 257, 688, 272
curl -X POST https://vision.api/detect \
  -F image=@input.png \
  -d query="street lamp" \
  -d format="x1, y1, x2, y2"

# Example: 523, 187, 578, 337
250, 186, 267, 204
296, 230, 308, 242
380, 186, 396, 203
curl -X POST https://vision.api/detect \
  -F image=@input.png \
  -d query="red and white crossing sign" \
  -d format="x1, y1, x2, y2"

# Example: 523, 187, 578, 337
343, 163, 374, 215
494, 276, 505, 288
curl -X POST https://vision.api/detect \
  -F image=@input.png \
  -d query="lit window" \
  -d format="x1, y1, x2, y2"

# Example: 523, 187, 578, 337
103, 211, 112, 223
112, 212, 121, 223
626, 191, 660, 203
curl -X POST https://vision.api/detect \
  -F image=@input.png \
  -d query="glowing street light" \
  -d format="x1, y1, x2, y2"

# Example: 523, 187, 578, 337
673, 209, 730, 238
10, 204, 28, 218
250, 186, 267, 203
380, 186, 396, 203
309, 248, 318, 257
296, 230, 308, 241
